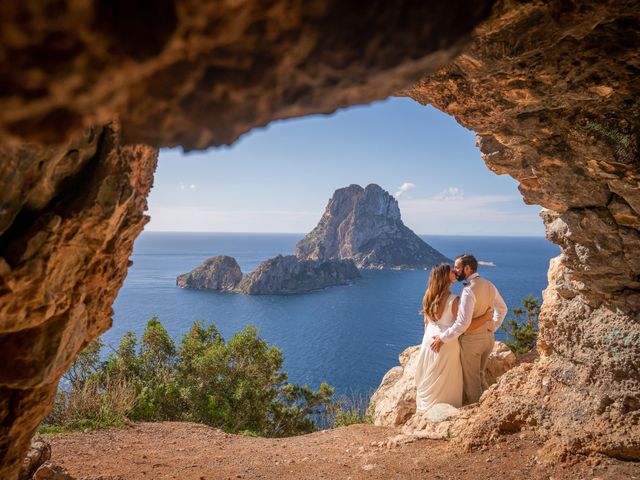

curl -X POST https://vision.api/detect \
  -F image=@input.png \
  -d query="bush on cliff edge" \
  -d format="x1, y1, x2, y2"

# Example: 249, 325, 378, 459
500, 295, 540, 355
41, 317, 334, 437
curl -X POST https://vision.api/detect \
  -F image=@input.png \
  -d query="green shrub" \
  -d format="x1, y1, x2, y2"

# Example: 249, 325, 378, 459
41, 317, 334, 437
500, 295, 540, 355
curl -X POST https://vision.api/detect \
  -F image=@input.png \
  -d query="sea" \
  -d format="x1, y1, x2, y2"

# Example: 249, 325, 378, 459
108, 232, 559, 398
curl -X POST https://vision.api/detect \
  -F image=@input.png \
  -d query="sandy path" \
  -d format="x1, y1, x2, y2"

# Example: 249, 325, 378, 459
45, 422, 639, 479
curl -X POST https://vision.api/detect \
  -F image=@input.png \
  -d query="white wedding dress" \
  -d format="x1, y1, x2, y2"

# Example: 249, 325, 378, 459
415, 293, 463, 411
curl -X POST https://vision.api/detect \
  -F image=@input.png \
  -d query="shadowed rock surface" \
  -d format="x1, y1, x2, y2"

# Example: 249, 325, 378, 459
237, 255, 360, 295
176, 255, 242, 291
0, 1, 492, 149
296, 184, 450, 269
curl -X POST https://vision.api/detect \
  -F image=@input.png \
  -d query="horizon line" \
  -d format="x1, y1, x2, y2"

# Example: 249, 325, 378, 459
143, 229, 547, 238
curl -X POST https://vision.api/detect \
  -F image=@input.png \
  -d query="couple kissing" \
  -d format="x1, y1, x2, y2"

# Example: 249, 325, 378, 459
415, 254, 508, 410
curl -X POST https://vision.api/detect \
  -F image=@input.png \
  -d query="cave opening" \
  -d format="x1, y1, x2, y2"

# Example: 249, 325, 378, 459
2, 1, 639, 478
31, 96, 558, 474
101, 96, 554, 399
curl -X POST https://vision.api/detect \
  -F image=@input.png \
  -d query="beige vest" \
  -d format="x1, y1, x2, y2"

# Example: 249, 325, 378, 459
468, 276, 496, 319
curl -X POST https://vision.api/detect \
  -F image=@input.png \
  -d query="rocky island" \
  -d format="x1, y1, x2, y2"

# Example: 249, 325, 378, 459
176, 255, 243, 291
296, 184, 449, 269
178, 183, 448, 294
177, 254, 360, 295
237, 255, 360, 295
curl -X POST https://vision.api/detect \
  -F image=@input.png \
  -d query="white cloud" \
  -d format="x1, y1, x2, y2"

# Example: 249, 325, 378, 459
433, 186, 465, 201
189, 184, 196, 189
394, 182, 416, 199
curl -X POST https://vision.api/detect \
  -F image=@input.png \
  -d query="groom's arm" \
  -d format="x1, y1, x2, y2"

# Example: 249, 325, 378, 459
440, 287, 476, 343
491, 288, 508, 330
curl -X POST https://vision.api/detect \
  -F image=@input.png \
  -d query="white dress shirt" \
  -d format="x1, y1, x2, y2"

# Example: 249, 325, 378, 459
439, 273, 508, 343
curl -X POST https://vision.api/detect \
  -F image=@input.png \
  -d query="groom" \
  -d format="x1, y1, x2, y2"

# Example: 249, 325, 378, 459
430, 253, 508, 405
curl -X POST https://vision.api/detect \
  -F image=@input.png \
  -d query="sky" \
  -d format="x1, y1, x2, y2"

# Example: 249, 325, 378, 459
146, 97, 544, 236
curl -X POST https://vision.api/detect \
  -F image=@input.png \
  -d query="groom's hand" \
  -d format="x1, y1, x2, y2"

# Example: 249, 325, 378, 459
430, 336, 444, 352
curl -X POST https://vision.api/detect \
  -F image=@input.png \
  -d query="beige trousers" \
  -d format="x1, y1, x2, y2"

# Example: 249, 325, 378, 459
459, 328, 494, 405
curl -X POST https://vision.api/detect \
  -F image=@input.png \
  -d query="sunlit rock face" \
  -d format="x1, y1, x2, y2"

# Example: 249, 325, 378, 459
295, 184, 450, 269
406, 0, 640, 461
0, 2, 495, 477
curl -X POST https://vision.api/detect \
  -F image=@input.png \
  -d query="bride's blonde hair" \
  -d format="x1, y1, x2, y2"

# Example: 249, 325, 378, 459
421, 263, 451, 321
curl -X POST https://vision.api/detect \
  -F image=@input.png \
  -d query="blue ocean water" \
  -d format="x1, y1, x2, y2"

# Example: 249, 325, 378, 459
108, 233, 559, 397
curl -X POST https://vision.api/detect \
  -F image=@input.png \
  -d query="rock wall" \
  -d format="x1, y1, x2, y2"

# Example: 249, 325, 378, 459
406, 0, 640, 460
0, 0, 638, 476
0, 124, 157, 479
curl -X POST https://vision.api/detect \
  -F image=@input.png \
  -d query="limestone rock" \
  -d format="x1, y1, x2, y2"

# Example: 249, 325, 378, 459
0, 1, 492, 149
33, 462, 74, 480
369, 345, 421, 427
296, 184, 450, 269
485, 341, 517, 387
0, 123, 157, 480
1, 0, 639, 474
19, 438, 50, 480
400, 403, 469, 440
237, 255, 360, 295
370, 342, 515, 427
176, 255, 242, 291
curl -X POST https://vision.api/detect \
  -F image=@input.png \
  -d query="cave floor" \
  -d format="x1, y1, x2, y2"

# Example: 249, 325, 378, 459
44, 422, 639, 479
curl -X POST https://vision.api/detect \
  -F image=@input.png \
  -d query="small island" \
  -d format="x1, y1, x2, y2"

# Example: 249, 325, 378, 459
177, 254, 360, 295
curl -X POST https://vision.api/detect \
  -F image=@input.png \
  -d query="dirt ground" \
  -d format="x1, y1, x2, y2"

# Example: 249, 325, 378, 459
45, 422, 639, 480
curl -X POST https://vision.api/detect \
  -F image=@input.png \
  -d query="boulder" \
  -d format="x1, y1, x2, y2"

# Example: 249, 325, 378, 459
485, 341, 517, 386
33, 462, 75, 480
369, 345, 421, 427
19, 438, 51, 480
370, 341, 516, 427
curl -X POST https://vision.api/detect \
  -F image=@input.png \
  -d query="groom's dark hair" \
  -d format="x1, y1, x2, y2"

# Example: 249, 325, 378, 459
456, 253, 478, 273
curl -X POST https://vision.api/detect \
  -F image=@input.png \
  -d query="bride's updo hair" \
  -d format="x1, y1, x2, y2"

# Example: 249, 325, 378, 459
421, 263, 451, 321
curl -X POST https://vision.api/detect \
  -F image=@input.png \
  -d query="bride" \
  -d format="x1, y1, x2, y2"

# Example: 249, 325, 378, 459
415, 263, 492, 410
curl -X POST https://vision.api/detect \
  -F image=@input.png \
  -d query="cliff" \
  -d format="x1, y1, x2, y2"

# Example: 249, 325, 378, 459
296, 184, 449, 269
